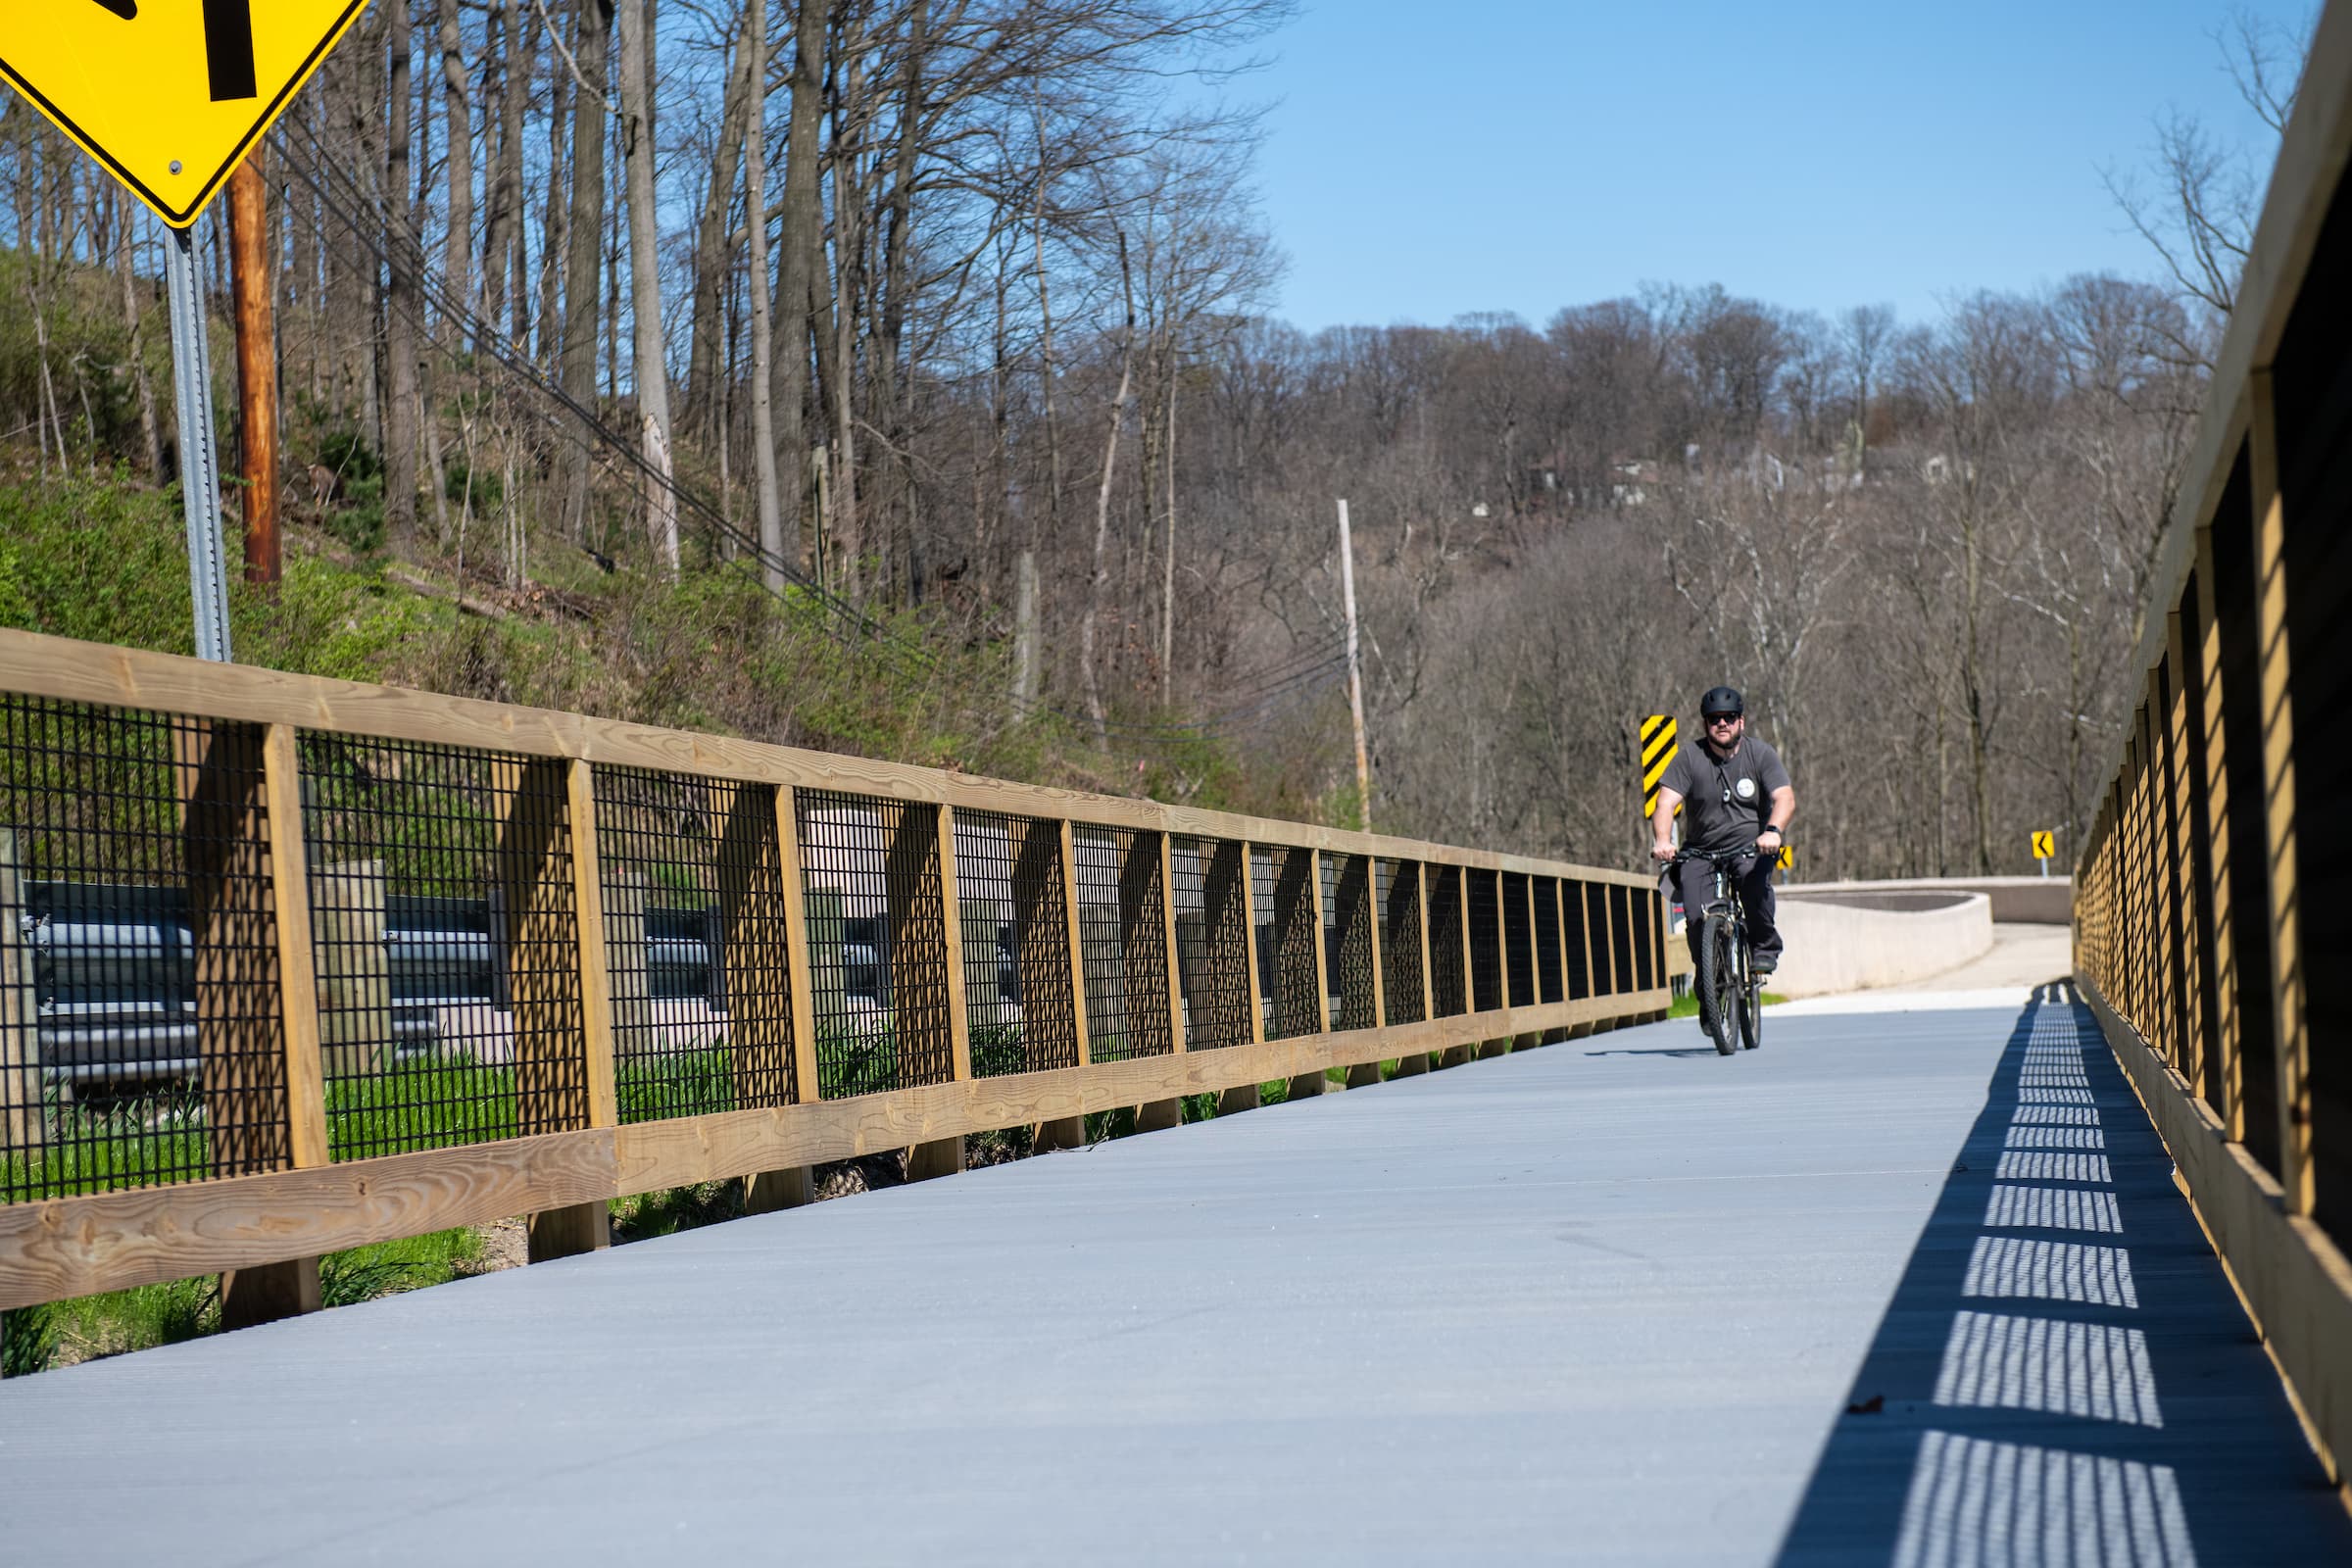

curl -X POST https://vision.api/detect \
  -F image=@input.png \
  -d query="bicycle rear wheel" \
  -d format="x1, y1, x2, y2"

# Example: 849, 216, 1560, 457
1739, 958, 1763, 1051
1694, 912, 1740, 1056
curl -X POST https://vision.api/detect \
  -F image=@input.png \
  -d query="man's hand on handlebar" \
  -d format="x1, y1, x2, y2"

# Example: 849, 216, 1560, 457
1651, 838, 1677, 863
1756, 829, 1785, 856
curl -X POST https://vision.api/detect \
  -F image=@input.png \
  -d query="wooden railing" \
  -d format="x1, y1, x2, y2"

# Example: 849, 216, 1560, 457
2074, 0, 2352, 1496
0, 626, 1673, 1317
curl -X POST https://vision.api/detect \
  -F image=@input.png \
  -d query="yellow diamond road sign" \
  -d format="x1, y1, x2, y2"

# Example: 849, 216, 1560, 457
1, 0, 369, 228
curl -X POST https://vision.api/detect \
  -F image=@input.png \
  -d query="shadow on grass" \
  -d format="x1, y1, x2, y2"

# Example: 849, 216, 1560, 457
1771, 986, 2351, 1565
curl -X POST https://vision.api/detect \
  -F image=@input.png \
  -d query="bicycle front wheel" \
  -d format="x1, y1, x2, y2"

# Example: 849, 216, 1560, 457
1694, 912, 1740, 1056
1739, 957, 1763, 1052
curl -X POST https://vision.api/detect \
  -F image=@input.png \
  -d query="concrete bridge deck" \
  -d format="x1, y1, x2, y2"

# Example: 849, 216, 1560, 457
5, 992, 2345, 1565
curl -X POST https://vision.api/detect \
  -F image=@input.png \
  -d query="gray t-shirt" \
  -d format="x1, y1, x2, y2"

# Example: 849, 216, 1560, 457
1660, 734, 1791, 853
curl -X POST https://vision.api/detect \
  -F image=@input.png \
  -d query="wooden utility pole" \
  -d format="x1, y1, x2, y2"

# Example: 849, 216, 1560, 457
1338, 499, 1371, 832
228, 152, 278, 587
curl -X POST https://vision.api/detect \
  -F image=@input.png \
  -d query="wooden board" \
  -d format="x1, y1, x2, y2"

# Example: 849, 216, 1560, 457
0, 627, 1649, 888
0, 1129, 619, 1308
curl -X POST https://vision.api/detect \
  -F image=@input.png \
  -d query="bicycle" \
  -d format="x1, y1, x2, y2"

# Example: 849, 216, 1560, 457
1667, 846, 1764, 1057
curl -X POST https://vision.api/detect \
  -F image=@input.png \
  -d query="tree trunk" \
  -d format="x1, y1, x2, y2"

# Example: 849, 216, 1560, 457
875, 1, 928, 603
439, 0, 475, 336
537, 13, 569, 369
560, 0, 612, 541
617, 0, 678, 574
114, 199, 163, 482
772, 0, 825, 573
1161, 367, 1177, 707
1080, 234, 1137, 744
742, 9, 783, 591
684, 18, 753, 446
383, 0, 420, 547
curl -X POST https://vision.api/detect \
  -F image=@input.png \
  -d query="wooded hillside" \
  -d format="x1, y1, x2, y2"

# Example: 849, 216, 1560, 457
0, 1, 2264, 878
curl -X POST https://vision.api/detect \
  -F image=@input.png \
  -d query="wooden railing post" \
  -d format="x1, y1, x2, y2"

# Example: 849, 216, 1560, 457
1441, 865, 1477, 1067
907, 805, 970, 1181
1059, 820, 1093, 1066
2161, 627, 2206, 1094
1288, 849, 1335, 1100
1512, 871, 1543, 1048
1346, 858, 1391, 1089
1387, 861, 1432, 1076
1222, 842, 1265, 1114
744, 784, 820, 1212
524, 757, 612, 1262
1134, 830, 1186, 1133
219, 722, 325, 1328
2193, 527, 2245, 1136
1032, 816, 1091, 1152
2250, 371, 2309, 1214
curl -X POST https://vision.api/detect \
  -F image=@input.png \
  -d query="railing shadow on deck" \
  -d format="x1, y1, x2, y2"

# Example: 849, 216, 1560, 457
1771, 986, 2351, 1567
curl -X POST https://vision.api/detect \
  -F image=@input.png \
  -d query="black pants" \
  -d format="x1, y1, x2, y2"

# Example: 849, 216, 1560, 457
1671, 855, 1782, 968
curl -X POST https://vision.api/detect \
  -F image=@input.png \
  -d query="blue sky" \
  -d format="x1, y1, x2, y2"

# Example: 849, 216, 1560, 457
1241, 0, 2312, 330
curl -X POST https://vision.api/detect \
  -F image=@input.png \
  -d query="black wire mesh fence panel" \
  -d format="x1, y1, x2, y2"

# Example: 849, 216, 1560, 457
953, 812, 1079, 1076
1467, 869, 1503, 1012
0, 701, 292, 1202
1072, 826, 1174, 1063
1172, 837, 1252, 1050
1427, 865, 1467, 1017
300, 737, 588, 1162
794, 791, 954, 1097
592, 768, 797, 1124
1535, 877, 1565, 1004
1608, 884, 1637, 993
1584, 882, 1615, 997
1379, 859, 1427, 1026
1632, 888, 1658, 991
1500, 872, 1534, 1008
1252, 845, 1322, 1041
1562, 879, 1592, 1000
1324, 854, 1378, 1032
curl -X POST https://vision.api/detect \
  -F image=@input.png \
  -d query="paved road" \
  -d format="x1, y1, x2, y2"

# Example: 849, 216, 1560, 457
5, 996, 2344, 1565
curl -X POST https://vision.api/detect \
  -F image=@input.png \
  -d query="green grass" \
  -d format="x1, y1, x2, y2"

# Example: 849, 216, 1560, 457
609, 1182, 741, 1243
614, 1048, 735, 1123
1667, 991, 1788, 1018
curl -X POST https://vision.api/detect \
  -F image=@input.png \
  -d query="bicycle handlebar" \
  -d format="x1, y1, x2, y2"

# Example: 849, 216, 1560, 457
1667, 845, 1764, 865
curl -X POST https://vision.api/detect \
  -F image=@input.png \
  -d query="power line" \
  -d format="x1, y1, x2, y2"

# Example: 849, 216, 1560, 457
270, 126, 1345, 746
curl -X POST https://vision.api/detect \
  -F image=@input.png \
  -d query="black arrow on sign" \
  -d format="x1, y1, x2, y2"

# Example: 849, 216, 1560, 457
80, 0, 255, 102
201, 0, 258, 101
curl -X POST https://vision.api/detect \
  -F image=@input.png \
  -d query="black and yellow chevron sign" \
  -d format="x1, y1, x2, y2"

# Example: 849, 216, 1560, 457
1642, 714, 1680, 819
2032, 830, 2054, 860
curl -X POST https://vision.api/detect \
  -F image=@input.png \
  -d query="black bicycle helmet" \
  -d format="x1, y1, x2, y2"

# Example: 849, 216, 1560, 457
1700, 685, 1744, 717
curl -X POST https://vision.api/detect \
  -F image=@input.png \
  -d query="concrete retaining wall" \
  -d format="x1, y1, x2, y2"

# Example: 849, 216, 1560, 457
1785, 876, 2071, 924
1766, 890, 1993, 999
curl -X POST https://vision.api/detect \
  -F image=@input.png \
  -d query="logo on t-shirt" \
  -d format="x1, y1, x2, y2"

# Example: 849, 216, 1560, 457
1735, 777, 1756, 801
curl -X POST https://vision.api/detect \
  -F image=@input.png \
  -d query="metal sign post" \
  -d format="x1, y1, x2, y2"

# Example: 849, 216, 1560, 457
3, 0, 370, 662
165, 223, 232, 662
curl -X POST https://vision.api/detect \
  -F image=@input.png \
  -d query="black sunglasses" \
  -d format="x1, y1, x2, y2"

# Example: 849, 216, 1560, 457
1704, 712, 1741, 725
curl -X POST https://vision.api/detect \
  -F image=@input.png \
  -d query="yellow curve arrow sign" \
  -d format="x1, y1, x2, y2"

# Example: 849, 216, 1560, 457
1, 0, 368, 227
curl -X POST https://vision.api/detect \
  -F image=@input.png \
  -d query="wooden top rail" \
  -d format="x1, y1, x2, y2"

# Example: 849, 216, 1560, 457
0, 626, 1654, 888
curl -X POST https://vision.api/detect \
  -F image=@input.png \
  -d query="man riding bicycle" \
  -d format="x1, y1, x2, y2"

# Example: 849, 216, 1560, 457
1649, 686, 1794, 978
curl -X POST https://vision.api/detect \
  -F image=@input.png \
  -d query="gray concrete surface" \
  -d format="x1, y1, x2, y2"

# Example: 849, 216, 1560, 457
3, 997, 2342, 1566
